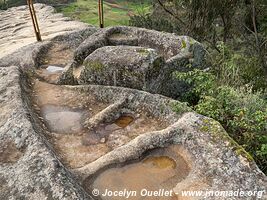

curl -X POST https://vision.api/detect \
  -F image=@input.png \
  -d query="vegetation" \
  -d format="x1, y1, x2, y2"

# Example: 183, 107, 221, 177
1, 0, 266, 174
174, 44, 267, 174
129, 0, 267, 174
0, 0, 152, 26
56, 0, 152, 26
176, 67, 267, 170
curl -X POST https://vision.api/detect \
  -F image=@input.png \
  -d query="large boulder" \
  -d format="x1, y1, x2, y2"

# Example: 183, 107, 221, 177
60, 26, 207, 99
73, 26, 206, 67
76, 46, 164, 92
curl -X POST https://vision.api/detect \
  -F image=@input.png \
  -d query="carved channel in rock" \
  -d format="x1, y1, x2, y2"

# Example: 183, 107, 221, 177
40, 42, 74, 67
42, 105, 84, 134
23, 37, 197, 199
36, 42, 74, 84
56, 26, 207, 99
36, 65, 64, 84
1, 15, 266, 198
33, 81, 168, 168
30, 44, 169, 170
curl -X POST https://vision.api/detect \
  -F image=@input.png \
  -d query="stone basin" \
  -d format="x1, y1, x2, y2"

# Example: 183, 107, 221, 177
1, 65, 266, 200
83, 145, 191, 200
113, 114, 134, 128
32, 79, 168, 169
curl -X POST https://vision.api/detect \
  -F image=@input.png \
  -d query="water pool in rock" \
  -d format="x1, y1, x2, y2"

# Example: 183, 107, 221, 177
45, 66, 64, 73
114, 115, 134, 128
32, 80, 168, 169
36, 65, 64, 84
85, 145, 191, 200
41, 105, 84, 134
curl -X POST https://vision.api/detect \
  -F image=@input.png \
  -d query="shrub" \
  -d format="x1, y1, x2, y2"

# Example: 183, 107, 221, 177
211, 42, 267, 90
174, 67, 267, 174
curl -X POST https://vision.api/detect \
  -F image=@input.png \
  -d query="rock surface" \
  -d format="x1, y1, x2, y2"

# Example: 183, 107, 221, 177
73, 26, 205, 66
1, 65, 266, 199
0, 66, 92, 199
0, 3, 89, 59
77, 46, 164, 91
60, 26, 206, 98
0, 26, 97, 69
0, 4, 266, 200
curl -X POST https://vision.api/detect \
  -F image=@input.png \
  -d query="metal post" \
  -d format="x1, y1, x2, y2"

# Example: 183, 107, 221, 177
27, 0, 42, 41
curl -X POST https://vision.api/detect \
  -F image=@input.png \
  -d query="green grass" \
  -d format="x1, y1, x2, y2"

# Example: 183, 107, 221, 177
56, 0, 152, 27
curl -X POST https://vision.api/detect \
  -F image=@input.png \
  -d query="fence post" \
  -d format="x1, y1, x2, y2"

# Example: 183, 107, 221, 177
98, 0, 104, 28
27, 0, 42, 41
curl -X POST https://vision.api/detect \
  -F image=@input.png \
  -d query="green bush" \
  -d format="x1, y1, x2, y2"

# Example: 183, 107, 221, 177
211, 42, 267, 90
174, 67, 267, 174
197, 86, 267, 174
0, 0, 7, 9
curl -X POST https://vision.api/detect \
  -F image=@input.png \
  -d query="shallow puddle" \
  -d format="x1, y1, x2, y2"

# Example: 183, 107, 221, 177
41, 105, 84, 134
36, 42, 74, 83
114, 115, 134, 128
84, 114, 135, 143
36, 65, 64, 83
86, 145, 190, 200
143, 156, 176, 169
46, 65, 64, 73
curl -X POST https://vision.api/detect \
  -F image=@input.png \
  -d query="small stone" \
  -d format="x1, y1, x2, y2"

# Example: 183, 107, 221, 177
100, 138, 106, 143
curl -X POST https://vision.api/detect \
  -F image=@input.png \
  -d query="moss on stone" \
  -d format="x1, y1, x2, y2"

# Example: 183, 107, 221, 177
181, 40, 187, 49
199, 118, 254, 162
136, 48, 150, 55
159, 104, 165, 114
85, 60, 105, 72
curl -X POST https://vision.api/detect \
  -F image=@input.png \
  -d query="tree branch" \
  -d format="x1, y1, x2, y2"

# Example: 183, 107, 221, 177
157, 0, 186, 26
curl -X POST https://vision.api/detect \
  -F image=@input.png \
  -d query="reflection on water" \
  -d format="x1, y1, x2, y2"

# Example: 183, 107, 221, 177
42, 105, 83, 134
143, 156, 176, 169
89, 146, 190, 200
115, 115, 134, 128
46, 65, 64, 73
